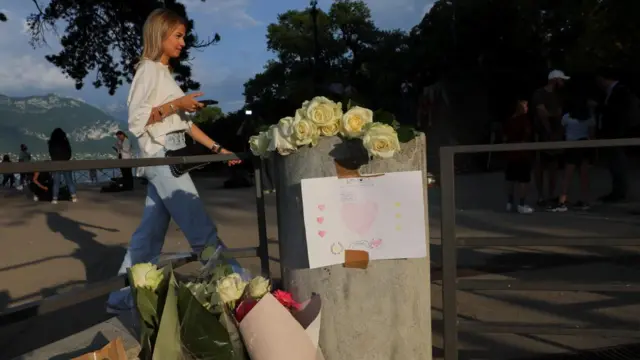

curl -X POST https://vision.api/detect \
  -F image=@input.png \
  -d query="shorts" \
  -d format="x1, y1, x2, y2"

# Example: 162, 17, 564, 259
505, 160, 532, 183
534, 129, 563, 164
564, 138, 594, 166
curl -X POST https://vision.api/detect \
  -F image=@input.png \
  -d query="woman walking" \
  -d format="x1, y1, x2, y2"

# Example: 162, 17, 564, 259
48, 128, 78, 204
107, 8, 241, 314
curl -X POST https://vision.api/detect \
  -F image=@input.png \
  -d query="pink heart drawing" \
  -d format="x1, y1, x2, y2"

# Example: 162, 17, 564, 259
371, 239, 383, 248
340, 202, 379, 236
318, 204, 326, 211
317, 216, 325, 224
318, 230, 327, 238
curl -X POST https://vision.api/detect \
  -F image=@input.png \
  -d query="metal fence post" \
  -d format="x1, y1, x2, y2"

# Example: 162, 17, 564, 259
253, 156, 271, 277
440, 146, 459, 360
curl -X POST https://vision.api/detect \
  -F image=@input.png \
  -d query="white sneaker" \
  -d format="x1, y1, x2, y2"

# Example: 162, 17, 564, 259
33, 195, 39, 202
517, 205, 534, 214
71, 195, 77, 203
51, 199, 58, 204
506, 203, 513, 212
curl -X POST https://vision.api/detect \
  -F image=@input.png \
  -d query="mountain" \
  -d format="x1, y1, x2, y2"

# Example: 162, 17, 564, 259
0, 94, 128, 160
102, 103, 128, 123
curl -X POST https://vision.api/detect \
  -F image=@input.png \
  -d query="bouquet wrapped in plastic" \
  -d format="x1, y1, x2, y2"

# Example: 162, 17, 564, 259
128, 247, 323, 360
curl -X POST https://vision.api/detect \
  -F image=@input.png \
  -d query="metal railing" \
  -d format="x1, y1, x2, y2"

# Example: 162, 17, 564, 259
438, 138, 640, 360
0, 152, 271, 327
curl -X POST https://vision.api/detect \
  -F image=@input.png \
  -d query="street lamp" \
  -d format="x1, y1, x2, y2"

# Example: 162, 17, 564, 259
309, 0, 319, 94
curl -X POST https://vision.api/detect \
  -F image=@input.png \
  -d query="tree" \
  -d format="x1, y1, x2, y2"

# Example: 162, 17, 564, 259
243, 0, 413, 124
25, 0, 220, 95
192, 106, 223, 124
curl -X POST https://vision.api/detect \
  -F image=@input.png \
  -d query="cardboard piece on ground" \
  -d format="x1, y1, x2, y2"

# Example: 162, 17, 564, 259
72, 337, 127, 360
343, 249, 369, 269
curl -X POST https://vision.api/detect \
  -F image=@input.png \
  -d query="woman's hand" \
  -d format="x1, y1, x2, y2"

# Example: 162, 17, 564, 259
175, 92, 204, 112
220, 148, 242, 166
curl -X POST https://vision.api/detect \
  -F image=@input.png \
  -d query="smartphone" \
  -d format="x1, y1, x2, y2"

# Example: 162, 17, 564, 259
200, 99, 219, 106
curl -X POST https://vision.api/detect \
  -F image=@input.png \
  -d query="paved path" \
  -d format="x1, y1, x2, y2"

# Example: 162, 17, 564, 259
1, 166, 640, 359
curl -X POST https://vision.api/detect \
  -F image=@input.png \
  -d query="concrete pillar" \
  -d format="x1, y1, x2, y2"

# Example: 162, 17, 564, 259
275, 134, 432, 360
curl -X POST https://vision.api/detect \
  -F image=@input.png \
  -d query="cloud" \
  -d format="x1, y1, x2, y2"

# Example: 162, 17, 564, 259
182, 0, 259, 29
0, 55, 73, 92
0, 9, 73, 93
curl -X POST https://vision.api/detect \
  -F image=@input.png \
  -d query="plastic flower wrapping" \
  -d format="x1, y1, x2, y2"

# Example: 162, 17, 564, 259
127, 246, 323, 360
248, 97, 418, 160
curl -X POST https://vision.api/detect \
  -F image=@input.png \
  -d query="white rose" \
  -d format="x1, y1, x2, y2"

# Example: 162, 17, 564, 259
341, 106, 374, 138
305, 96, 338, 127
130, 263, 164, 291
362, 122, 401, 159
249, 131, 271, 158
319, 122, 340, 137
333, 102, 343, 122
248, 276, 271, 299
215, 273, 247, 304
292, 113, 319, 146
267, 117, 297, 155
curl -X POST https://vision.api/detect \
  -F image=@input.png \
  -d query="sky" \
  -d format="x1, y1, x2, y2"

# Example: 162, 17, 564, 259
0, 0, 434, 115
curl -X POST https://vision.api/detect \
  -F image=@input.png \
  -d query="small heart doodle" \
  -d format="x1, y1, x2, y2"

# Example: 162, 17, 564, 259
318, 230, 327, 238
318, 204, 326, 211
317, 216, 325, 224
371, 239, 383, 248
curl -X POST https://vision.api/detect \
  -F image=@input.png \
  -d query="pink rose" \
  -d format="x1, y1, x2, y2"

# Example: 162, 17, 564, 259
273, 290, 301, 311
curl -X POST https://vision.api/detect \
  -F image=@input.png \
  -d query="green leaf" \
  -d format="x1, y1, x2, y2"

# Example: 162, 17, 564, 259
220, 310, 249, 360
153, 267, 182, 360
396, 125, 419, 143
373, 110, 396, 126
178, 284, 235, 359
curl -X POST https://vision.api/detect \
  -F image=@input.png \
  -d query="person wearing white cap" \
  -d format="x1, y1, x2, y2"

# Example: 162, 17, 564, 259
530, 69, 570, 208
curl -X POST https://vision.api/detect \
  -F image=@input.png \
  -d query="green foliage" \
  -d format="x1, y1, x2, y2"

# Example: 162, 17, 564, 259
25, 0, 220, 95
129, 265, 181, 360
243, 0, 414, 124
177, 285, 235, 360
192, 106, 223, 124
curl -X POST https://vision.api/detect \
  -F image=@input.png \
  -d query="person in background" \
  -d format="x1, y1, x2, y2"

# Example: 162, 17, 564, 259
18, 144, 32, 189
31, 171, 51, 201
115, 130, 134, 190
48, 128, 78, 204
89, 169, 98, 183
549, 96, 596, 212
531, 70, 569, 207
1, 154, 15, 188
595, 67, 634, 203
106, 9, 242, 314
503, 98, 535, 214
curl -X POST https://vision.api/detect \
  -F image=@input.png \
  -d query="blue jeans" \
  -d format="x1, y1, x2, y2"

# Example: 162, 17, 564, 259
53, 171, 76, 199
107, 148, 238, 309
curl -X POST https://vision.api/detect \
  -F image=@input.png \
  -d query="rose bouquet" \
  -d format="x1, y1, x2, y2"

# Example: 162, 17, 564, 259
127, 248, 322, 360
248, 97, 418, 160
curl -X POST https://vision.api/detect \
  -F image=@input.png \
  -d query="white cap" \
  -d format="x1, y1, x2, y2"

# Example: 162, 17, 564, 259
548, 70, 570, 80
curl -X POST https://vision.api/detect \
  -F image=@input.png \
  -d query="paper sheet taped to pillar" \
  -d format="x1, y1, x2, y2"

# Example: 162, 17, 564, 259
301, 170, 427, 269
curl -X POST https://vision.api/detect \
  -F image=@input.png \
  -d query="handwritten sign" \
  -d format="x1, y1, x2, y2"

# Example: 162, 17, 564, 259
301, 171, 427, 269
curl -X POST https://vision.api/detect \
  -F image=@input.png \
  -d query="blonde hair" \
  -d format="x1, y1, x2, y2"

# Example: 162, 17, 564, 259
140, 8, 187, 63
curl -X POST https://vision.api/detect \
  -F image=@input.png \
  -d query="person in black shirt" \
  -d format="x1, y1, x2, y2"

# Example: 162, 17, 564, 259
2, 154, 15, 188
595, 67, 634, 202
48, 128, 78, 204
